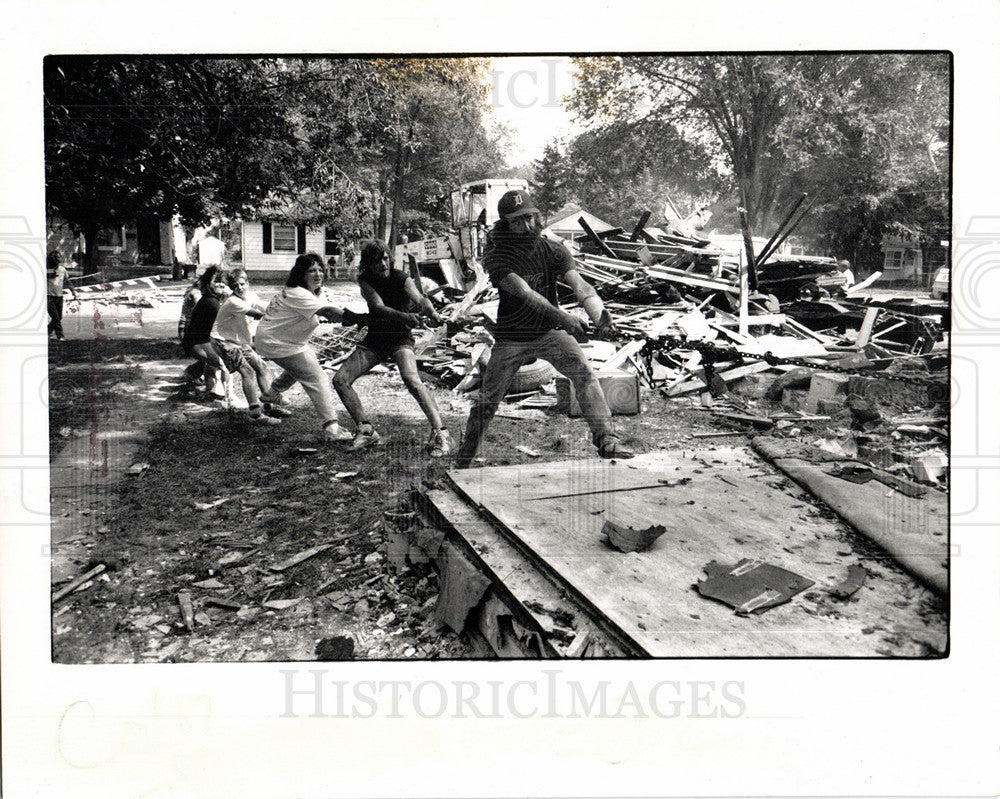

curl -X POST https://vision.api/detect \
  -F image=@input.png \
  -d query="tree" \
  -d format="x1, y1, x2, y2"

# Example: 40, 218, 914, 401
561, 119, 724, 227
569, 54, 950, 267
44, 58, 303, 269
368, 59, 507, 246
531, 141, 569, 215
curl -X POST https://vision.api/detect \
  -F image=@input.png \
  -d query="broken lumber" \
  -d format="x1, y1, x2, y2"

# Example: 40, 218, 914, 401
854, 307, 881, 348
52, 564, 107, 602
667, 361, 774, 397
578, 217, 617, 258
845, 271, 883, 295
629, 211, 652, 242
270, 543, 335, 572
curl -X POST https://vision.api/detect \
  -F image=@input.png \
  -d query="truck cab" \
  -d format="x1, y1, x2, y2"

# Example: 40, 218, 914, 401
395, 178, 529, 291
450, 178, 530, 261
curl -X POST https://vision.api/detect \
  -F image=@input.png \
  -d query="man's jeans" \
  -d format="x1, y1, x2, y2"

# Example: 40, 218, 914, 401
456, 329, 614, 467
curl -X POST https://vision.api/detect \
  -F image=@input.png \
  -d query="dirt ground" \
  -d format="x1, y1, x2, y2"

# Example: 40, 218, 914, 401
47, 285, 947, 662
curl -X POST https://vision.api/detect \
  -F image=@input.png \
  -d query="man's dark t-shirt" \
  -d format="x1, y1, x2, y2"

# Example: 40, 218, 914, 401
484, 231, 573, 342
360, 268, 415, 355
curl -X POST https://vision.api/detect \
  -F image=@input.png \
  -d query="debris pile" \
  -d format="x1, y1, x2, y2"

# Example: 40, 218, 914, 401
311, 204, 947, 490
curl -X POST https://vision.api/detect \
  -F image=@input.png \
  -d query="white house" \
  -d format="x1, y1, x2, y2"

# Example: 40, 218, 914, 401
542, 203, 617, 241
227, 221, 355, 281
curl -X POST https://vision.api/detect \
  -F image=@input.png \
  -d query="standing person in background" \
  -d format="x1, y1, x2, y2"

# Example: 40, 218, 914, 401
254, 252, 365, 443
455, 190, 632, 468
332, 240, 453, 456
836, 259, 856, 290
46, 251, 78, 340
197, 226, 225, 270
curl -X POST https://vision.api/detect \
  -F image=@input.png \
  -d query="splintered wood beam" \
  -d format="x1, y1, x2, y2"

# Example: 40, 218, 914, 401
845, 271, 883, 295
578, 217, 617, 257
854, 307, 881, 348
667, 361, 774, 396
602, 339, 647, 371
629, 211, 652, 242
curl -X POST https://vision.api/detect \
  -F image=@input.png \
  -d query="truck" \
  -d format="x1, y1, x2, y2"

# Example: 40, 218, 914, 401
393, 178, 529, 292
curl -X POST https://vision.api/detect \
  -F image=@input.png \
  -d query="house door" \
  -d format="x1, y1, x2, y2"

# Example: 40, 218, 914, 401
136, 220, 162, 265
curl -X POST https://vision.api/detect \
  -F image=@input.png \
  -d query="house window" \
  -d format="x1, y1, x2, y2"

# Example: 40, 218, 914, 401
325, 227, 339, 256
272, 225, 296, 252
884, 250, 904, 271
96, 228, 123, 247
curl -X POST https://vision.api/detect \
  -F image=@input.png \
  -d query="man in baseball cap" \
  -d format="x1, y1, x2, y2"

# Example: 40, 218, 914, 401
454, 188, 633, 467
496, 189, 540, 220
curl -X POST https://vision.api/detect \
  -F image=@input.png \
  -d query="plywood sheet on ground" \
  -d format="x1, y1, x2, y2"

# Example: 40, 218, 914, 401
448, 448, 946, 657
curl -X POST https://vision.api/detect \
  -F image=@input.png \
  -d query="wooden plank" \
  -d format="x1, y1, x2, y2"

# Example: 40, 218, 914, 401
781, 316, 840, 346
270, 543, 334, 572
667, 361, 774, 397
854, 307, 880, 348
52, 564, 106, 602
448, 450, 944, 657
630, 211, 651, 242
421, 488, 637, 657
578, 217, 617, 257
745, 313, 787, 326
845, 271, 883, 295
602, 339, 647, 372
869, 320, 908, 341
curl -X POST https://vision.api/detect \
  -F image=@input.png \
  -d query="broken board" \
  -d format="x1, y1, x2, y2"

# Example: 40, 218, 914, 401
448, 448, 946, 656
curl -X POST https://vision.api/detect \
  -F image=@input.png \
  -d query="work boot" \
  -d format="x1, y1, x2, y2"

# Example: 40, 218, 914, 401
427, 429, 454, 458
349, 422, 381, 450
597, 435, 634, 460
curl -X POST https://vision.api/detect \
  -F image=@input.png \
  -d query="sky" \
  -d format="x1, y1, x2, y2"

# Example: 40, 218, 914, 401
485, 56, 586, 167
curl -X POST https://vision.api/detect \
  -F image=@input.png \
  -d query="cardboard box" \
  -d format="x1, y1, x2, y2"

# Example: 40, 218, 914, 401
555, 369, 640, 417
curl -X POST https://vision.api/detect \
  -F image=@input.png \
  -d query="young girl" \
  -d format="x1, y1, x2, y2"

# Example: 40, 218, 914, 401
332, 239, 453, 457
181, 266, 233, 402
254, 253, 364, 442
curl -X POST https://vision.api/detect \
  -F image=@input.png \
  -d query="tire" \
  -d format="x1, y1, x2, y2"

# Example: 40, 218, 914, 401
505, 358, 557, 395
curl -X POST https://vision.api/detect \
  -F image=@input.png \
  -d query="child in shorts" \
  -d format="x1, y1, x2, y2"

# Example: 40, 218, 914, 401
211, 268, 282, 424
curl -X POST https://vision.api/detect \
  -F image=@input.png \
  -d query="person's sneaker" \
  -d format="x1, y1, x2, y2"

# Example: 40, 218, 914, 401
248, 410, 281, 425
597, 437, 634, 460
182, 363, 204, 384
349, 423, 381, 450
427, 429, 454, 458
264, 403, 292, 418
323, 423, 353, 443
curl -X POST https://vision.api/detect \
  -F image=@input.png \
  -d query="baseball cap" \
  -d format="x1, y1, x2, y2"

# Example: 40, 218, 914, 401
497, 190, 539, 220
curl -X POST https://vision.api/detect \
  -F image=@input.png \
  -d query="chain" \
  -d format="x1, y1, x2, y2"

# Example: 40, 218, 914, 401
639, 336, 946, 387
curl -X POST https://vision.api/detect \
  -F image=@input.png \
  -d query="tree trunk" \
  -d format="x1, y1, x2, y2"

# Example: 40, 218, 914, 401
388, 139, 407, 249
83, 225, 101, 275
376, 176, 389, 241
